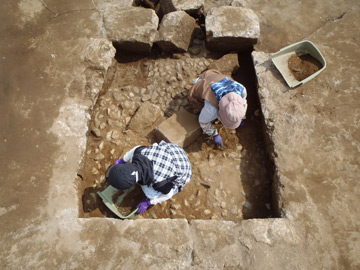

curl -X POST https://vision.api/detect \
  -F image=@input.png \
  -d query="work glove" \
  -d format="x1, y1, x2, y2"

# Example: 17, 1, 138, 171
213, 134, 224, 147
114, 158, 125, 165
137, 198, 151, 214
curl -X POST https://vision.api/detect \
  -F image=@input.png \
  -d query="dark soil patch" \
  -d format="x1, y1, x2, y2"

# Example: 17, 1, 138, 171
288, 53, 322, 81
112, 185, 146, 216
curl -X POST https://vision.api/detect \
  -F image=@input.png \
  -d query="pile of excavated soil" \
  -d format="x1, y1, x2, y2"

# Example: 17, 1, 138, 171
288, 53, 322, 81
78, 52, 272, 221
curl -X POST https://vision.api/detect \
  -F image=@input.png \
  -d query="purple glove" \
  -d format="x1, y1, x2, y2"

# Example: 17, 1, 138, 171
114, 158, 125, 165
213, 134, 224, 147
240, 120, 245, 128
137, 198, 151, 214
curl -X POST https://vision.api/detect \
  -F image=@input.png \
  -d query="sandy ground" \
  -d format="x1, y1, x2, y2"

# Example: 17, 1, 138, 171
1, 0, 359, 269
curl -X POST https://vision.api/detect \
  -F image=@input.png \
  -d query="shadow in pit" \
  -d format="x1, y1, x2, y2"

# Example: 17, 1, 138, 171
81, 177, 117, 218
233, 48, 275, 219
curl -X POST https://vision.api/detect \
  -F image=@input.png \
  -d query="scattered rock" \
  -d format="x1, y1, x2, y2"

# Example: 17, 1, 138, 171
184, 199, 190, 207
204, 209, 211, 215
91, 167, 99, 175
111, 130, 120, 140
243, 201, 252, 209
141, 95, 151, 102
94, 153, 104, 161
112, 91, 122, 102
91, 128, 101, 138
171, 204, 181, 210
98, 141, 104, 150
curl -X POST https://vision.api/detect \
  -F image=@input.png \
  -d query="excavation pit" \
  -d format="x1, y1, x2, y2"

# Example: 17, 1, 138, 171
78, 49, 276, 221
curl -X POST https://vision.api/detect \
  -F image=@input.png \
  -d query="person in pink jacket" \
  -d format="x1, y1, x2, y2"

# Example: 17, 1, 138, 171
189, 69, 248, 147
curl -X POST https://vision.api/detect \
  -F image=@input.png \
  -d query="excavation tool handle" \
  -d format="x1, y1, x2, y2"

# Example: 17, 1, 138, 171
97, 185, 139, 219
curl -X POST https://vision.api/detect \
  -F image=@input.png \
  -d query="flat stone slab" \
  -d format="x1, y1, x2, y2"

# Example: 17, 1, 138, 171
103, 6, 159, 54
129, 102, 163, 136
205, 6, 260, 52
155, 108, 202, 147
157, 11, 196, 53
207, 53, 239, 76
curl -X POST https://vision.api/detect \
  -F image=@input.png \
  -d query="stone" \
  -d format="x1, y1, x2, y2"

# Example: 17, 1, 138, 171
128, 102, 163, 136
204, 209, 211, 215
94, 153, 104, 161
155, 108, 202, 147
80, 38, 116, 70
243, 201, 252, 209
91, 128, 101, 138
157, 11, 196, 53
141, 95, 151, 102
91, 167, 99, 175
205, 6, 260, 52
107, 108, 121, 120
171, 204, 181, 210
207, 53, 240, 75
111, 130, 120, 140
103, 6, 159, 54
160, 0, 204, 16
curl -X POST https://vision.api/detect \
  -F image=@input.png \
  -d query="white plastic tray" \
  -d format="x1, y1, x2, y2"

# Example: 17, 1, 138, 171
271, 40, 326, 88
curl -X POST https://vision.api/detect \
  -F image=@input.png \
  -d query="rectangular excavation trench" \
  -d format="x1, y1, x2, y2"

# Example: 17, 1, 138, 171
77, 48, 280, 221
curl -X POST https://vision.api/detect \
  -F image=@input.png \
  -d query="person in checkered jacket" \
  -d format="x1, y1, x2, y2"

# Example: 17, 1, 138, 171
107, 141, 192, 214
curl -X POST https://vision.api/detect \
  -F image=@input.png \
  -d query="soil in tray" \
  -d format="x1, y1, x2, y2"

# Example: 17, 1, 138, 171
112, 185, 146, 216
288, 53, 322, 81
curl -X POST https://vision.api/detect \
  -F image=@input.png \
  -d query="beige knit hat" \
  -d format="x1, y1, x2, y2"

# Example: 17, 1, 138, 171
218, 92, 246, 129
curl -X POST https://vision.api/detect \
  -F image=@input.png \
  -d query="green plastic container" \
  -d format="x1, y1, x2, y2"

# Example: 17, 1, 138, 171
271, 40, 326, 88
97, 185, 139, 219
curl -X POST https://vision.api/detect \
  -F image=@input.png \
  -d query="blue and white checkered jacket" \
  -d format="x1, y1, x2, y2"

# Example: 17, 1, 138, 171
123, 141, 192, 204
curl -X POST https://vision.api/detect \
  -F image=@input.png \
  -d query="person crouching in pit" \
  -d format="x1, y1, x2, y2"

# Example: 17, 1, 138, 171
189, 69, 248, 147
107, 141, 192, 214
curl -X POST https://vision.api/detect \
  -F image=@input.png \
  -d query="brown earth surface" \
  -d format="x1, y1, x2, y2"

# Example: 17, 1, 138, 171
288, 53, 322, 81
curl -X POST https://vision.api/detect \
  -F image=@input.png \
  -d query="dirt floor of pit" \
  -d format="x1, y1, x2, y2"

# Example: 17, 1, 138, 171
78, 50, 273, 221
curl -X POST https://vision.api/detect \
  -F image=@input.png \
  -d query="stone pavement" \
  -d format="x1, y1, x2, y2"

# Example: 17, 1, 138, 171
0, 0, 359, 269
